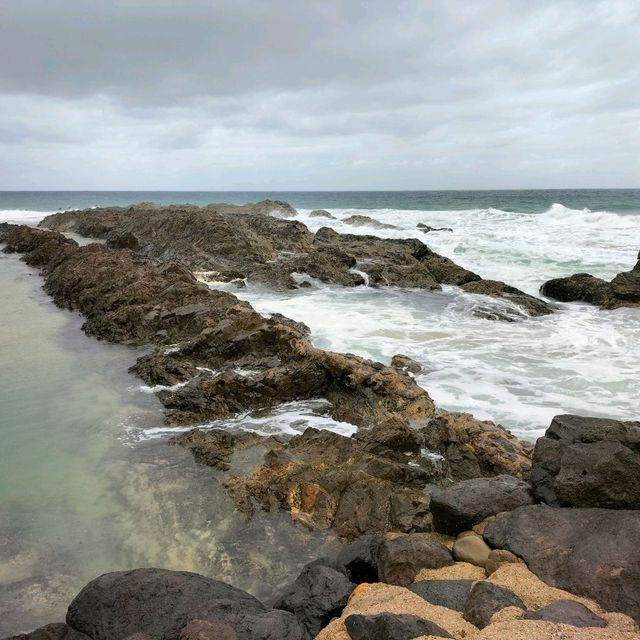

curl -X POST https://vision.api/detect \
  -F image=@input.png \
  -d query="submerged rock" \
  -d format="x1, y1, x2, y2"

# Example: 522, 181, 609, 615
484, 505, 640, 621
528, 414, 640, 509
417, 223, 453, 233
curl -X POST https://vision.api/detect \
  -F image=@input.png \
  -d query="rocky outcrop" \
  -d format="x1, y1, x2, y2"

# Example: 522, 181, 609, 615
419, 411, 533, 481
223, 428, 437, 539
484, 505, 640, 621
38, 202, 552, 315
429, 475, 536, 535
1, 224, 536, 544
528, 414, 640, 508
309, 209, 336, 219
461, 279, 553, 317
65, 569, 307, 640
342, 214, 398, 230
541, 251, 640, 309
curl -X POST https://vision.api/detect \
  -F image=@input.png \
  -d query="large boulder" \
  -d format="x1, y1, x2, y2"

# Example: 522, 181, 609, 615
484, 505, 640, 621
274, 564, 355, 637
377, 534, 454, 586
528, 414, 640, 508
462, 581, 525, 629
65, 569, 307, 640
429, 475, 535, 535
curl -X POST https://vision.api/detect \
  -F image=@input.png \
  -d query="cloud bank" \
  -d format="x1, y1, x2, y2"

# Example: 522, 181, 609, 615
1, 0, 638, 189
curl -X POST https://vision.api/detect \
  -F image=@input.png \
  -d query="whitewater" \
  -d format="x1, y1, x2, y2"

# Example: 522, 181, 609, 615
2, 200, 639, 440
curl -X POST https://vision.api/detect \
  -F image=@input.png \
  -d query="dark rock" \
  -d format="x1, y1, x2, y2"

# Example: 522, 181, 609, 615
65, 568, 307, 640
335, 534, 382, 583
344, 613, 452, 639
429, 475, 535, 535
528, 414, 640, 508
408, 580, 474, 612
4, 624, 90, 640
461, 279, 552, 317
521, 600, 607, 628
484, 505, 640, 621
462, 581, 525, 629
343, 214, 398, 230
179, 620, 238, 640
417, 223, 453, 233
274, 564, 355, 637
541, 253, 640, 309
105, 230, 139, 250
377, 534, 454, 586
309, 209, 336, 219
390, 354, 422, 375
359, 418, 422, 454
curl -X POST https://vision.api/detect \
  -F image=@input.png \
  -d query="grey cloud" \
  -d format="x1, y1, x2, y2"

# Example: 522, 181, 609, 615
0, 0, 638, 189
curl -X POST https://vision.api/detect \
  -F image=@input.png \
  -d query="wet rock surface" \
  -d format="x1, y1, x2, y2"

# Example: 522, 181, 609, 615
528, 414, 640, 508
484, 505, 640, 621
541, 251, 640, 309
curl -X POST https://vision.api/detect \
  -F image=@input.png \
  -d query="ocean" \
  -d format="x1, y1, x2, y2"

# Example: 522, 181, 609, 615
1, 189, 639, 633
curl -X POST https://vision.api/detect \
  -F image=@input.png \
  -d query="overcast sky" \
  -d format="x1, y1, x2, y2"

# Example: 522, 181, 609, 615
1, 0, 638, 190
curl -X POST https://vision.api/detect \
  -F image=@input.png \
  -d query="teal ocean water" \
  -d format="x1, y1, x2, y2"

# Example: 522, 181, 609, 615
1, 188, 640, 215
1, 189, 639, 634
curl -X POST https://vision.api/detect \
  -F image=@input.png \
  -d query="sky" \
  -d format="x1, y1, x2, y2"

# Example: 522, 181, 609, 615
0, 0, 639, 190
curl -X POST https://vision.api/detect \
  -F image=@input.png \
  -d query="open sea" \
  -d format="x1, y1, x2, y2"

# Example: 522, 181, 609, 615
1, 189, 639, 633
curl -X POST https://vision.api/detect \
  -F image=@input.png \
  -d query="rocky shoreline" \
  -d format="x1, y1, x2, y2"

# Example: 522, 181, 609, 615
1, 201, 639, 639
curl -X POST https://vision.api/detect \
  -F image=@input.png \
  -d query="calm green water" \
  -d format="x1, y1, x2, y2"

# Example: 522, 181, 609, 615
0, 251, 336, 635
